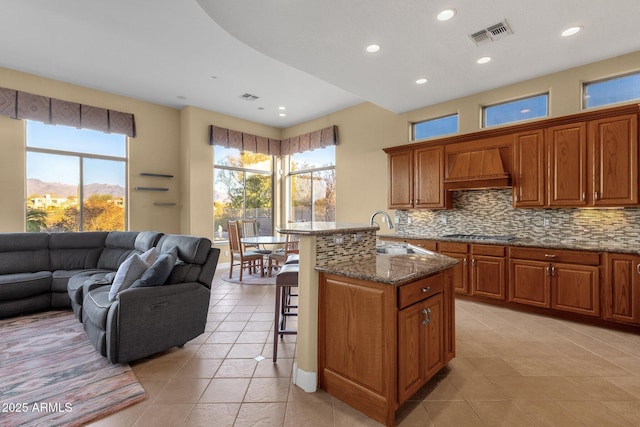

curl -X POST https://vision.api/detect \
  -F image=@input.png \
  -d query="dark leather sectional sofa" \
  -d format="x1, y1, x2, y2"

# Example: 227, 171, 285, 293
0, 231, 220, 363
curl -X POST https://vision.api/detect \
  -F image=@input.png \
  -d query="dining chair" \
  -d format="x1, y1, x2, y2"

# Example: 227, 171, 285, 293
228, 220, 264, 281
240, 219, 260, 251
267, 233, 300, 276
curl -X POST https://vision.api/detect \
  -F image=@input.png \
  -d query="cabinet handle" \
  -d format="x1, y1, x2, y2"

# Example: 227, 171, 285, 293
516, 194, 521, 202
582, 192, 586, 201
551, 266, 556, 276
594, 191, 599, 200
421, 286, 432, 293
421, 307, 432, 326
463, 258, 467, 266
472, 259, 476, 267
544, 254, 556, 258
637, 263, 640, 275
545, 266, 551, 276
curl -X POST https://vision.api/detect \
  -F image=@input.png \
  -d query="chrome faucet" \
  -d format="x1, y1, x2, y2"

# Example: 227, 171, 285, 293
370, 210, 394, 229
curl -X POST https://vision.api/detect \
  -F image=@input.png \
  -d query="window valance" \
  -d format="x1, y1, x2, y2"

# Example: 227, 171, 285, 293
0, 86, 136, 137
208, 124, 338, 156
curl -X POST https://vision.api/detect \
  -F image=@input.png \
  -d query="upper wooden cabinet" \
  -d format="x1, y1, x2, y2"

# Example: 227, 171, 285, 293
513, 130, 545, 207
590, 114, 638, 206
387, 146, 450, 209
547, 122, 589, 207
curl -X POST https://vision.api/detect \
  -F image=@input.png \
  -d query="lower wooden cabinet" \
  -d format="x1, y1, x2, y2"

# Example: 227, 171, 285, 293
318, 269, 455, 426
509, 247, 601, 317
604, 253, 640, 324
471, 245, 507, 299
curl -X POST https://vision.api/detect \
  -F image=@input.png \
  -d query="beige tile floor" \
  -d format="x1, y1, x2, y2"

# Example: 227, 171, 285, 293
90, 267, 640, 427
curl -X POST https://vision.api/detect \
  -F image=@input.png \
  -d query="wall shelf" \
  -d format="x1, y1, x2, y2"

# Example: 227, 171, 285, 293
154, 202, 177, 206
140, 172, 174, 178
135, 187, 169, 191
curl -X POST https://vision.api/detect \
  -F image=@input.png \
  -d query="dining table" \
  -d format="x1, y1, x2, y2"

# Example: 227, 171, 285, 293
240, 235, 287, 275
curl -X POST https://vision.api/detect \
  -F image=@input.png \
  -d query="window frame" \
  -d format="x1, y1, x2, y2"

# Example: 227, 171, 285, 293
482, 93, 549, 128
287, 147, 336, 223
25, 122, 128, 232
583, 71, 640, 109
411, 113, 459, 141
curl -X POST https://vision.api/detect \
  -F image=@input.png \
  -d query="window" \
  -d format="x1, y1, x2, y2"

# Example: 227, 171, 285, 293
584, 72, 640, 108
214, 146, 274, 242
483, 94, 548, 127
289, 146, 336, 222
412, 114, 458, 140
26, 121, 127, 232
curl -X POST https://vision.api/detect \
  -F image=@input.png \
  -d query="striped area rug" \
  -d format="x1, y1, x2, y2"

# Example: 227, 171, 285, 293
0, 310, 147, 427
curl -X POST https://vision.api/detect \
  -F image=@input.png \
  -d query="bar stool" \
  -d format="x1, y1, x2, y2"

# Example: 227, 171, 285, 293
273, 263, 298, 362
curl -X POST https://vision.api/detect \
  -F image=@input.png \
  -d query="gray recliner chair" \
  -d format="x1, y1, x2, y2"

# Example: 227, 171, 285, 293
81, 234, 220, 363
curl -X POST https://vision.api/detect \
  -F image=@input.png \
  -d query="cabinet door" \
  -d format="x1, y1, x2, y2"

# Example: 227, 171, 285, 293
397, 293, 443, 404
513, 130, 545, 207
590, 114, 638, 206
551, 263, 600, 317
472, 255, 506, 300
388, 150, 414, 209
547, 122, 588, 206
604, 253, 640, 324
441, 252, 468, 294
415, 146, 447, 208
509, 259, 551, 307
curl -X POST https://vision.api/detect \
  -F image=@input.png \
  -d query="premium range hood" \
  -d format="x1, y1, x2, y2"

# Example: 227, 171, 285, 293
443, 148, 511, 191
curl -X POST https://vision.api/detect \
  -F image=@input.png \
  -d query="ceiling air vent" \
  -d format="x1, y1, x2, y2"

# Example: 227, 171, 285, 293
468, 20, 513, 46
240, 93, 259, 101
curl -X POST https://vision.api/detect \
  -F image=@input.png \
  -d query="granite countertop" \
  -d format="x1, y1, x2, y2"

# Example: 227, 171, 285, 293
377, 233, 640, 255
315, 252, 459, 286
277, 222, 379, 236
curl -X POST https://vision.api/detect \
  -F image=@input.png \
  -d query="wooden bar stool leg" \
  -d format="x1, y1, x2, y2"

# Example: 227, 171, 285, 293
273, 284, 282, 363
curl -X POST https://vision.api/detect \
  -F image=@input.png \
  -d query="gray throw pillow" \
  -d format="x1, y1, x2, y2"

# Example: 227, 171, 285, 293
130, 246, 178, 288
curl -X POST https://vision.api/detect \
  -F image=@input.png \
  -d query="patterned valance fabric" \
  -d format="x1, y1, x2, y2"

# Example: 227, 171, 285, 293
208, 124, 338, 156
0, 86, 136, 137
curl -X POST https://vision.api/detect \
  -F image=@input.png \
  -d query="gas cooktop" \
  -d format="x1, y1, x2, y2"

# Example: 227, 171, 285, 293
442, 234, 517, 242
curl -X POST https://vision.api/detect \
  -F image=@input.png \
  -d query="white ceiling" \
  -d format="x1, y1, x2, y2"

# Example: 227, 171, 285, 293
1, 0, 639, 128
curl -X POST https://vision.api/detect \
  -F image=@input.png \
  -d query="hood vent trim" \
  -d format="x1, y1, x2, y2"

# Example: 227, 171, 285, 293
443, 148, 511, 191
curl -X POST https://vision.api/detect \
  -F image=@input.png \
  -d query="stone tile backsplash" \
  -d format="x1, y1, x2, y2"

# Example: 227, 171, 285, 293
315, 231, 377, 266
394, 189, 640, 248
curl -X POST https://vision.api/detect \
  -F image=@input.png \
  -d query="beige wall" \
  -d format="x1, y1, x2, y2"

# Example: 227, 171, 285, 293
2, 50, 639, 243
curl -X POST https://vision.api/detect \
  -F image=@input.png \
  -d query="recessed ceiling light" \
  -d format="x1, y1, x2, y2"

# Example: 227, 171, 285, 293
416, 78, 428, 85
477, 56, 492, 64
437, 9, 456, 21
561, 26, 582, 37
278, 106, 286, 110
279, 113, 287, 117
366, 44, 381, 53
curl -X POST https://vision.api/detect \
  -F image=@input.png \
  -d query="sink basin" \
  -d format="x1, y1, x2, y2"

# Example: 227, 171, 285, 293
376, 242, 432, 255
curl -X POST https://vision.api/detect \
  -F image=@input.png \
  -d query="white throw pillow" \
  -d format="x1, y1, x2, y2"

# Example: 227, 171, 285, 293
140, 247, 159, 265
108, 254, 149, 301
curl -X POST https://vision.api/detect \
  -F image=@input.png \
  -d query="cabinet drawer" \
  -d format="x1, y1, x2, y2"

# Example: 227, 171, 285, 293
509, 247, 600, 265
437, 242, 468, 253
405, 239, 437, 251
472, 244, 506, 257
398, 272, 444, 309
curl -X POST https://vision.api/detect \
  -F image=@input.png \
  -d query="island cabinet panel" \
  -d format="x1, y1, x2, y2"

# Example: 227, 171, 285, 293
471, 244, 507, 300
546, 122, 588, 207
604, 253, 640, 324
318, 269, 454, 427
513, 129, 545, 207
388, 150, 414, 209
590, 114, 639, 206
398, 293, 443, 404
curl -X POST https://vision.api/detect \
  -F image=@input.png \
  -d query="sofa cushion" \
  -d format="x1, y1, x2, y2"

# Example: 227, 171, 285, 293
0, 271, 52, 300
49, 232, 108, 270
130, 247, 178, 288
96, 231, 139, 270
108, 254, 149, 301
156, 235, 210, 265
0, 233, 50, 274
67, 270, 114, 302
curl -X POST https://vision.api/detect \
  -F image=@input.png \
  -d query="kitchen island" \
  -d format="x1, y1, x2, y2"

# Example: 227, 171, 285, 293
276, 222, 458, 426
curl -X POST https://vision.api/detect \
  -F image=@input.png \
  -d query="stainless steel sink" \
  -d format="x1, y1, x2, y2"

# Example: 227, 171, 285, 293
376, 242, 432, 255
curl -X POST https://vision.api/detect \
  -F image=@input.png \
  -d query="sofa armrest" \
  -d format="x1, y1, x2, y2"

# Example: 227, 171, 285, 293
106, 282, 210, 363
